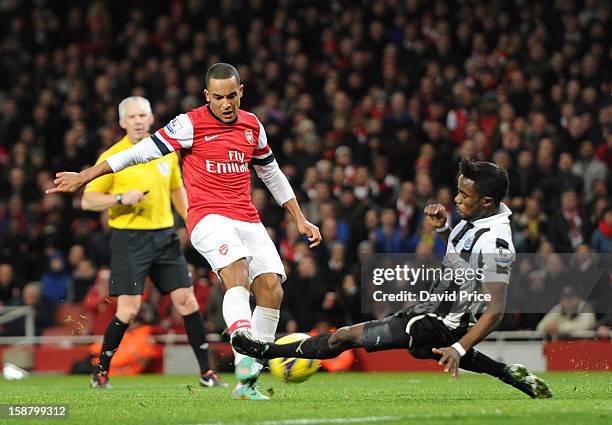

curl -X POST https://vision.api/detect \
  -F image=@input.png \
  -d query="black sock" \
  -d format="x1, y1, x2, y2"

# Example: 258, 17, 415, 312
459, 349, 507, 379
98, 316, 129, 373
183, 311, 211, 374
265, 334, 346, 359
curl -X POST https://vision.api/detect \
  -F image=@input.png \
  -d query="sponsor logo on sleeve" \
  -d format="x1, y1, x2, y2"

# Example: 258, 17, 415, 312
495, 247, 513, 265
165, 117, 183, 135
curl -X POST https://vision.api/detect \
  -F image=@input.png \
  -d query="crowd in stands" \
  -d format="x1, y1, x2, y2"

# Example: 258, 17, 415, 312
0, 0, 610, 339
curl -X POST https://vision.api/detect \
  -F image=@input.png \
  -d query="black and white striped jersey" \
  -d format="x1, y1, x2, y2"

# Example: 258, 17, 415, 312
428, 203, 516, 330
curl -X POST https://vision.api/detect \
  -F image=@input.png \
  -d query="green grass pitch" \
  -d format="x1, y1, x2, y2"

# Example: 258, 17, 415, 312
0, 372, 610, 424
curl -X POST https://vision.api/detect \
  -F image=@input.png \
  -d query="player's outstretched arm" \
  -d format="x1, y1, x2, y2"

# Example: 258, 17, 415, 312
46, 137, 167, 195
424, 203, 450, 245
433, 282, 507, 378
46, 161, 113, 194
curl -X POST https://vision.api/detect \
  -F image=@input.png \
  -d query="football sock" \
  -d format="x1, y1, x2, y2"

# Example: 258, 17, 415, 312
459, 349, 507, 379
251, 306, 279, 343
223, 286, 253, 334
264, 334, 346, 359
182, 311, 211, 374
223, 286, 253, 367
98, 316, 129, 373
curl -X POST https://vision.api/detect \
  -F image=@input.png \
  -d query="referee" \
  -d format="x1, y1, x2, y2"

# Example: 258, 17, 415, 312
82, 96, 226, 389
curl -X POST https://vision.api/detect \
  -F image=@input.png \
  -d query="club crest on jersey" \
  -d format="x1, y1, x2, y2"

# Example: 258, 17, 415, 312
157, 162, 170, 176
165, 117, 183, 135
463, 235, 474, 250
244, 129, 254, 144
219, 243, 228, 255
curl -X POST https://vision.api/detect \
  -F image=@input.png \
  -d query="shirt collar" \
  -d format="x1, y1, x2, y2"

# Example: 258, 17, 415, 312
470, 202, 512, 227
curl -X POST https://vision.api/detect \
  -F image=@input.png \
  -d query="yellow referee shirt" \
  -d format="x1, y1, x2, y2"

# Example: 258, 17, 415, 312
84, 136, 183, 230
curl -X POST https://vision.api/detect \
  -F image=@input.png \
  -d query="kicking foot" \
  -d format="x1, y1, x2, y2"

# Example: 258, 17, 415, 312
199, 370, 228, 388
504, 364, 552, 399
230, 382, 269, 400
230, 329, 268, 358
90, 370, 111, 389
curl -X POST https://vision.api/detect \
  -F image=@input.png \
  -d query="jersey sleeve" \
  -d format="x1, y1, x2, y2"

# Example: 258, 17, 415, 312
153, 113, 195, 153
84, 151, 114, 193
477, 233, 515, 284
251, 120, 274, 166
169, 153, 184, 191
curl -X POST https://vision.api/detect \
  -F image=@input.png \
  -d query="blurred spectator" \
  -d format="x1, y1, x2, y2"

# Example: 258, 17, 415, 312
69, 259, 97, 302
590, 207, 612, 253
536, 286, 596, 337
539, 152, 583, 207
374, 208, 404, 253
569, 245, 611, 316
1, 282, 55, 336
512, 197, 547, 253
571, 141, 608, 201
41, 251, 70, 304
547, 189, 589, 252
282, 256, 326, 332
0, 263, 21, 303
405, 217, 446, 254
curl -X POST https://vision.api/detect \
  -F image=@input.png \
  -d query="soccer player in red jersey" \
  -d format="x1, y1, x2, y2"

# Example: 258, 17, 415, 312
48, 63, 322, 400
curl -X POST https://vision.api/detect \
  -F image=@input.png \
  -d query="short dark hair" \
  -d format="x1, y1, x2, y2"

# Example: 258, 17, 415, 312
460, 159, 509, 205
204, 63, 240, 88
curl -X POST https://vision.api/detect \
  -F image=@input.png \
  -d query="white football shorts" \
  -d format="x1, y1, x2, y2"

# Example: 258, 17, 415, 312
190, 214, 286, 284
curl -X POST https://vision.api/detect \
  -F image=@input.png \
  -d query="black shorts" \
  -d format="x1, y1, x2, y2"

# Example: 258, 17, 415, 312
362, 308, 467, 360
109, 228, 191, 296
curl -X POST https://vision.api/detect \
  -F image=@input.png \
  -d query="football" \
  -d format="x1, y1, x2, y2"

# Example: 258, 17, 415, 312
268, 333, 321, 383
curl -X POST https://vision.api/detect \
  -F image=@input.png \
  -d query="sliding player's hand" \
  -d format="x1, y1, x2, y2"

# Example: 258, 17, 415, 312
298, 219, 322, 248
432, 346, 460, 378
46, 172, 85, 194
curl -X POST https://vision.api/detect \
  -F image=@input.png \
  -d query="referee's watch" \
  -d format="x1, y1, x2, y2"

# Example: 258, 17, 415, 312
115, 193, 123, 205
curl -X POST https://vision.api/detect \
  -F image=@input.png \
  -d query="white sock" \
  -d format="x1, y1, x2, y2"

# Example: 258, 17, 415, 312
222, 286, 253, 367
223, 286, 253, 335
251, 306, 280, 343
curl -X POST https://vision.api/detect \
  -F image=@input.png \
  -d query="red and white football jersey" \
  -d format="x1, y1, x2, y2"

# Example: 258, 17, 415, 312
150, 105, 273, 235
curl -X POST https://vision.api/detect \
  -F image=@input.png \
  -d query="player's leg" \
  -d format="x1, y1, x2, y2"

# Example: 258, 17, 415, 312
168, 287, 227, 387
234, 313, 411, 359
227, 222, 285, 399
190, 215, 254, 344
92, 229, 150, 388
406, 315, 552, 398
92, 294, 140, 388
243, 221, 286, 350
250, 273, 282, 344
218, 260, 272, 400
190, 215, 262, 399
151, 228, 227, 387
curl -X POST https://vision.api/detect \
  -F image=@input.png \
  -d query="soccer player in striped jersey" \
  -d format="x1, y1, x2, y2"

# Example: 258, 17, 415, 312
234, 160, 552, 399
47, 63, 322, 400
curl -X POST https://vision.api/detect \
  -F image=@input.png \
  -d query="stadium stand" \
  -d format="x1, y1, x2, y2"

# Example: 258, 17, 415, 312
0, 1, 610, 371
